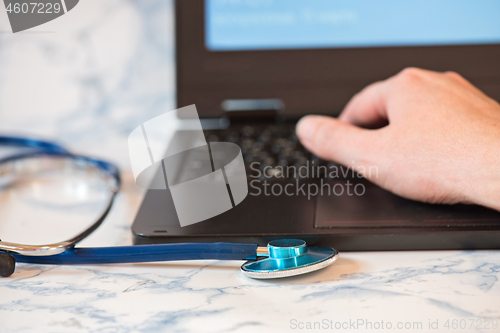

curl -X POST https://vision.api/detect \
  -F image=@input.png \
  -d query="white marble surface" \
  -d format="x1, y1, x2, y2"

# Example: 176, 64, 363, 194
1, 1, 500, 332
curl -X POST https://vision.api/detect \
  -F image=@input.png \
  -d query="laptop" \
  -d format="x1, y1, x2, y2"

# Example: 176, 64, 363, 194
132, 0, 500, 251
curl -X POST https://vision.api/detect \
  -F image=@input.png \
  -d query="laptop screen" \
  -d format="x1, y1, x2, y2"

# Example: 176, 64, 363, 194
205, 0, 500, 51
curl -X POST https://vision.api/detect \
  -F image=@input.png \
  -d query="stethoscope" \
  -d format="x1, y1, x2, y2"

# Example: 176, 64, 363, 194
0, 136, 339, 279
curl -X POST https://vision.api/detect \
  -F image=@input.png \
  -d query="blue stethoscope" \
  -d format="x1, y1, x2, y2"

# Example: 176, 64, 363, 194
0, 136, 338, 278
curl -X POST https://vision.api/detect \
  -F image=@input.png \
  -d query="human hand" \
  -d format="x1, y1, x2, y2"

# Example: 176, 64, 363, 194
296, 67, 500, 211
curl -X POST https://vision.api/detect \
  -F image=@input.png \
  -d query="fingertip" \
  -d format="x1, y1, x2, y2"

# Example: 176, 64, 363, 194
296, 113, 381, 169
296, 115, 324, 144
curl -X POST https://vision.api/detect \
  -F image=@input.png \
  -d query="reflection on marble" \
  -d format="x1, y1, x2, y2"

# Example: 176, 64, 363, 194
1, 1, 500, 332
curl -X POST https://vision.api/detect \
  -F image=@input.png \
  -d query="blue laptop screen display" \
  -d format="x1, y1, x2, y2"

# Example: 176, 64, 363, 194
205, 0, 500, 51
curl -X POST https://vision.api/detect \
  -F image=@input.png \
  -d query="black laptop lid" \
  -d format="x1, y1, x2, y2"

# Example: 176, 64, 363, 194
176, 0, 500, 119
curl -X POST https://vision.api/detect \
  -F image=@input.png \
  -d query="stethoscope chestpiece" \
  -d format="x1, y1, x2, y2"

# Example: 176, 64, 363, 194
240, 239, 339, 279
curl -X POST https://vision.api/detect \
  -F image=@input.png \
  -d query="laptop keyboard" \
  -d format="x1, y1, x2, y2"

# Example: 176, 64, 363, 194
204, 124, 335, 180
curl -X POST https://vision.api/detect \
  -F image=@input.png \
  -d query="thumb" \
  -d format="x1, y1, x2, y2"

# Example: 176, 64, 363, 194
296, 115, 381, 170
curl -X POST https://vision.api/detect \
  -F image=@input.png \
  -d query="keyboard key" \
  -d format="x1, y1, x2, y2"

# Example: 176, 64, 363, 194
204, 123, 349, 180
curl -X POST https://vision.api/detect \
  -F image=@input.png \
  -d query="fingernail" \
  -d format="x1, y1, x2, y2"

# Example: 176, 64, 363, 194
296, 116, 320, 143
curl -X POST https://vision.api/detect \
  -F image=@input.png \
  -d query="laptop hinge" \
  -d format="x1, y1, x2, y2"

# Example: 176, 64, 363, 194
221, 99, 284, 123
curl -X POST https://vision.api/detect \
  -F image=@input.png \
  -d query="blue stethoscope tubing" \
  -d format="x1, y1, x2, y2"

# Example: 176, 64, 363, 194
12, 242, 260, 264
0, 136, 121, 182
0, 136, 339, 279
